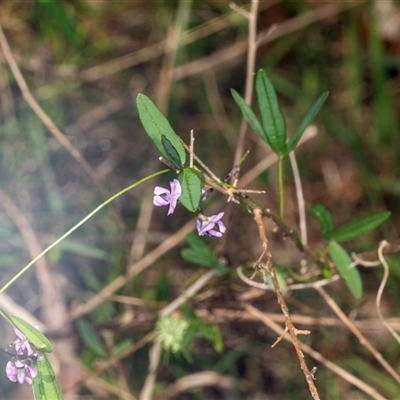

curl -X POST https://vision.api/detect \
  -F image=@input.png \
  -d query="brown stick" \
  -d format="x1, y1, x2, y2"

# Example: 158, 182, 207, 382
246, 304, 388, 400
253, 208, 320, 400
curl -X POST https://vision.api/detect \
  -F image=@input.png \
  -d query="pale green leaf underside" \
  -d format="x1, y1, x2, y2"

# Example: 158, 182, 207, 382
328, 240, 363, 299
178, 168, 203, 212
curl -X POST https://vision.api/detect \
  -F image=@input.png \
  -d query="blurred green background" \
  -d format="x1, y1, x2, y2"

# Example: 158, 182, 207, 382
0, 1, 399, 399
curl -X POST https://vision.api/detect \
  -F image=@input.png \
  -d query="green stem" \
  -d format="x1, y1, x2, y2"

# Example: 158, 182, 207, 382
278, 158, 284, 218
0, 169, 169, 295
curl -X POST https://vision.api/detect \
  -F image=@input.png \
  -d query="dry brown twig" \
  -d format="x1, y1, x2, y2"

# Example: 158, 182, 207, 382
253, 208, 321, 399
194, 308, 400, 334
245, 304, 388, 400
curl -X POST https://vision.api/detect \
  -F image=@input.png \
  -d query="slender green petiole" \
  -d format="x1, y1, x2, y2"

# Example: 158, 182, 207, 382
0, 169, 169, 295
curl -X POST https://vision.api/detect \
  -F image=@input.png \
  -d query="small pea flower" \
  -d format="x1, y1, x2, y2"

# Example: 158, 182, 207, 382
13, 328, 34, 356
5, 328, 43, 385
197, 212, 226, 238
153, 179, 182, 215
6, 359, 37, 385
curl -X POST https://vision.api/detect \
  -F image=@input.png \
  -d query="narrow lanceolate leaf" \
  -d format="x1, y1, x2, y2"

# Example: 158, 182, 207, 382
178, 168, 204, 212
328, 241, 363, 299
331, 211, 391, 242
309, 204, 334, 240
255, 69, 286, 156
136, 94, 186, 167
32, 354, 64, 400
230, 89, 266, 142
286, 91, 329, 155
10, 315, 52, 353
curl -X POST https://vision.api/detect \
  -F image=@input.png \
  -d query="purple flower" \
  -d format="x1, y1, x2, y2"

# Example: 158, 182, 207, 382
13, 328, 34, 356
5, 328, 43, 385
197, 212, 226, 238
6, 359, 37, 385
153, 179, 182, 215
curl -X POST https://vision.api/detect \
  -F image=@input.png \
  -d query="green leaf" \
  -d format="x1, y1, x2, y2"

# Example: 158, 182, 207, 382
208, 324, 224, 353
77, 319, 107, 357
35, 0, 83, 47
328, 241, 363, 299
181, 234, 228, 274
136, 94, 185, 167
32, 354, 64, 400
181, 302, 197, 319
255, 69, 287, 156
309, 204, 334, 240
331, 211, 391, 242
181, 234, 218, 267
286, 91, 329, 155
178, 168, 204, 212
230, 89, 267, 142
10, 315, 53, 353
161, 135, 183, 169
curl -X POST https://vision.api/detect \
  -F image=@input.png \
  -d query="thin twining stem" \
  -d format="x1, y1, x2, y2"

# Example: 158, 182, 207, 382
376, 240, 400, 344
0, 170, 169, 296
